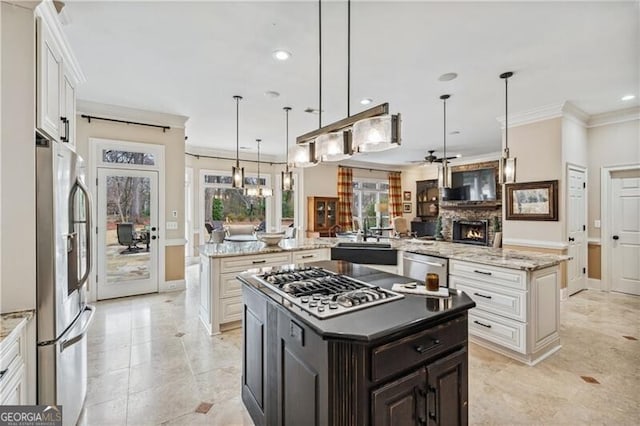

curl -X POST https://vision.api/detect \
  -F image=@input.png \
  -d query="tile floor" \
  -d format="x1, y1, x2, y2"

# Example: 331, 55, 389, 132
80, 264, 639, 425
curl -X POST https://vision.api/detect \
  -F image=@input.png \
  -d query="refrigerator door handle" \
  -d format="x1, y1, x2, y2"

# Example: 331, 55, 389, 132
75, 178, 93, 287
60, 305, 95, 353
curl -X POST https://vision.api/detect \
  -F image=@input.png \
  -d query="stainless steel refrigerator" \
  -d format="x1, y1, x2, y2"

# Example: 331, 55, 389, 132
36, 134, 95, 426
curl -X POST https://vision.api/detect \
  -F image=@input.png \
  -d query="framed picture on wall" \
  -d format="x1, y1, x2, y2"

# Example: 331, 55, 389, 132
403, 202, 412, 213
505, 180, 558, 221
403, 191, 412, 201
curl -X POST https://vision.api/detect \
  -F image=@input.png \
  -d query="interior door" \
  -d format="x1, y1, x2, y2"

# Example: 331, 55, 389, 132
97, 168, 159, 300
567, 166, 587, 295
611, 176, 640, 295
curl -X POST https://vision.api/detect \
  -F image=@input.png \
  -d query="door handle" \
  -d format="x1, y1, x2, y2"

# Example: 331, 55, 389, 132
60, 305, 95, 352
151, 235, 157, 240
612, 235, 619, 240
60, 116, 68, 142
568, 237, 575, 242
75, 179, 93, 288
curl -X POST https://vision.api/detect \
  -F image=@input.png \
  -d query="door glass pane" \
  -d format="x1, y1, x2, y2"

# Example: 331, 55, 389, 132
105, 175, 151, 284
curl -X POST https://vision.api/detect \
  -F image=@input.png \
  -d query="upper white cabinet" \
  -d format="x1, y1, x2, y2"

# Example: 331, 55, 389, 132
35, 0, 84, 147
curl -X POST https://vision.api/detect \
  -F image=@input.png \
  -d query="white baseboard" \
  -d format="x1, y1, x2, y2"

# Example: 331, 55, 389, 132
160, 279, 185, 292
560, 288, 568, 301
588, 278, 602, 291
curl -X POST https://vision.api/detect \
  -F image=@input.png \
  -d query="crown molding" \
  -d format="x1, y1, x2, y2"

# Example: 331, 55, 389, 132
587, 106, 640, 128
186, 144, 281, 164
77, 100, 189, 129
447, 151, 501, 167
496, 101, 588, 128
35, 0, 85, 84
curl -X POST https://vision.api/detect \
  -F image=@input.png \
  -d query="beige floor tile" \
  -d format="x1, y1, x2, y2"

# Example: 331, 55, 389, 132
77, 396, 128, 426
86, 367, 129, 407
126, 376, 203, 425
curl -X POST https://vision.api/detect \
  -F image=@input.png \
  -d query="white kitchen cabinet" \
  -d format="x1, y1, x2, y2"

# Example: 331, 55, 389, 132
36, 16, 62, 140
0, 314, 36, 405
199, 248, 330, 335
35, 1, 84, 146
450, 259, 561, 366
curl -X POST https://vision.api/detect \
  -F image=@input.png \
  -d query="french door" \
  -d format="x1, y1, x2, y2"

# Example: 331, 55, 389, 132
96, 168, 159, 300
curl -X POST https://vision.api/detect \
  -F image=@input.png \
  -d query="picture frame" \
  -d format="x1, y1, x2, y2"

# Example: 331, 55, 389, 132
505, 180, 558, 221
403, 191, 412, 201
402, 202, 412, 213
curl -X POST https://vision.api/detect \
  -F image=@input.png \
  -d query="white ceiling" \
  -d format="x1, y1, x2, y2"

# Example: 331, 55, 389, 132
62, 0, 639, 164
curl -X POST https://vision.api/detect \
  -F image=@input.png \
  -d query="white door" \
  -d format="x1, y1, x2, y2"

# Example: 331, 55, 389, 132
567, 166, 587, 295
97, 168, 159, 299
611, 176, 640, 295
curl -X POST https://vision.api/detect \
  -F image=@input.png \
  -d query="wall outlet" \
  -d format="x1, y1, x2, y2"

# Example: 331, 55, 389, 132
172, 210, 178, 218
594, 219, 601, 229
166, 221, 178, 230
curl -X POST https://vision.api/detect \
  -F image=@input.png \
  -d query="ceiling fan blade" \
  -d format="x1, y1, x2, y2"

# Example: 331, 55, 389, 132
407, 160, 427, 164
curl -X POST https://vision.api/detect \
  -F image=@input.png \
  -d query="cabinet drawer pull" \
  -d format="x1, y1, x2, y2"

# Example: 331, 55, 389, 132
473, 320, 492, 329
301, 254, 314, 259
60, 116, 69, 142
473, 292, 492, 300
473, 269, 492, 276
252, 260, 266, 264
414, 339, 441, 354
0, 368, 8, 381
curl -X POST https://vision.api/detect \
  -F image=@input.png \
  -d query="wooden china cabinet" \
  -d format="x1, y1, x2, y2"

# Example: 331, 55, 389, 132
307, 196, 339, 237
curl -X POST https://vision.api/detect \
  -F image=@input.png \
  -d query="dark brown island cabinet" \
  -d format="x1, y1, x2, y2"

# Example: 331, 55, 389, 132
238, 261, 476, 426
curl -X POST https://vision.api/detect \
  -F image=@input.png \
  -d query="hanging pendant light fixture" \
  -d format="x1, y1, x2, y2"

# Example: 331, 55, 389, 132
438, 94, 452, 189
499, 71, 516, 184
282, 107, 294, 191
256, 139, 272, 197
317, 0, 352, 162
231, 95, 245, 189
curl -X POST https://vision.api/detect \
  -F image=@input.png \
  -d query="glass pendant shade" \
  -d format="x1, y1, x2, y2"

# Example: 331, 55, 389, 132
500, 156, 516, 184
232, 165, 244, 189
317, 131, 352, 161
245, 186, 258, 197
281, 170, 293, 191
438, 163, 452, 189
289, 143, 317, 168
352, 114, 400, 153
259, 187, 273, 197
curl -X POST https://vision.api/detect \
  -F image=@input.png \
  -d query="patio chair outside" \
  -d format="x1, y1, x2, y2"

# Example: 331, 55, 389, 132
117, 223, 142, 254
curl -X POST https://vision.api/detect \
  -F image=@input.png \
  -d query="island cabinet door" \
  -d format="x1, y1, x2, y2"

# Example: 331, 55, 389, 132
372, 367, 427, 426
426, 348, 468, 426
242, 285, 268, 425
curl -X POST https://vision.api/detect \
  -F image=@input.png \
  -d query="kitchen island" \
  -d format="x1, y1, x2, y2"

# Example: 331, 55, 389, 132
238, 261, 476, 426
199, 238, 334, 334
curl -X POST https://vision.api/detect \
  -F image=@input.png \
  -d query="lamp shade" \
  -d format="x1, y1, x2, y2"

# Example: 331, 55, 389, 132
438, 163, 452, 189
289, 143, 317, 168
232, 165, 244, 189
281, 170, 293, 191
352, 114, 400, 153
317, 131, 352, 162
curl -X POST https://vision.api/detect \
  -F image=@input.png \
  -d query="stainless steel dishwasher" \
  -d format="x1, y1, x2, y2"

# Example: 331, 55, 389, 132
402, 252, 449, 287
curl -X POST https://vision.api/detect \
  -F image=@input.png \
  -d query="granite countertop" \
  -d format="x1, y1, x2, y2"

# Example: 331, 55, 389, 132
238, 260, 476, 342
395, 240, 571, 271
0, 309, 35, 347
199, 238, 335, 258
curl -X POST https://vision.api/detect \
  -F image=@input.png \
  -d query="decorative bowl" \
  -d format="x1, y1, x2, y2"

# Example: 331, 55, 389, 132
255, 231, 286, 246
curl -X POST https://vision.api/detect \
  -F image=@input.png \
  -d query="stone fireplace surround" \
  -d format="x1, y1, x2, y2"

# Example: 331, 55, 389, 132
439, 160, 502, 246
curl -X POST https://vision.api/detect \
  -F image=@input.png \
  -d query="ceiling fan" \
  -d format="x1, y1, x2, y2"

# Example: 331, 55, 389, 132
408, 150, 457, 165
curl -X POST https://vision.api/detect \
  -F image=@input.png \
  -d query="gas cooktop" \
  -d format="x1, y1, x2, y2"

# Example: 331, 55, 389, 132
254, 266, 404, 319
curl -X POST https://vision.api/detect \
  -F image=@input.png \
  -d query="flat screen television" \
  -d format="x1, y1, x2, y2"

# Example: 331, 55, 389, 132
443, 168, 497, 201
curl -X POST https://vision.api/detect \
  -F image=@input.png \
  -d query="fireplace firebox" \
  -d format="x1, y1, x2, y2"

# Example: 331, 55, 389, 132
452, 219, 489, 246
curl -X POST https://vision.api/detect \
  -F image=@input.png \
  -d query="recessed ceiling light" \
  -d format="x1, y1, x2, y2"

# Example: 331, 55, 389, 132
438, 72, 458, 82
449, 130, 460, 135
360, 98, 373, 105
264, 91, 280, 98
272, 50, 291, 61
621, 94, 636, 101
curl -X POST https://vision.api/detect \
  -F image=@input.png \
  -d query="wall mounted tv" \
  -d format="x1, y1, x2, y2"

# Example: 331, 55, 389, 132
443, 168, 497, 201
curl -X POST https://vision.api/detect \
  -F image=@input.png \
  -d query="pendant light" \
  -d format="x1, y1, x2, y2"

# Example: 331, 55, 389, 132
499, 71, 516, 184
231, 95, 245, 189
281, 107, 294, 191
317, 0, 352, 162
438, 94, 452, 189
256, 139, 272, 197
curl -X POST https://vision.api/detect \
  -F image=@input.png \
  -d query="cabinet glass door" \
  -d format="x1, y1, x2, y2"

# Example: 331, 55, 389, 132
316, 200, 326, 228
327, 200, 337, 227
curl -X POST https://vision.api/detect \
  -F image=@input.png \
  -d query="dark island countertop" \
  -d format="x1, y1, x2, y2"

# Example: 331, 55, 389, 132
237, 260, 476, 343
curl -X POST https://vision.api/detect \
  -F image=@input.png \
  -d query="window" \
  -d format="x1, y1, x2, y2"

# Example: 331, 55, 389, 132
281, 180, 295, 229
201, 172, 269, 230
352, 179, 389, 229
102, 149, 155, 166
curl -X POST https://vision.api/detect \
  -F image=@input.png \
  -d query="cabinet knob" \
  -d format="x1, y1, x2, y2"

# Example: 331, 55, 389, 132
612, 235, 619, 240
